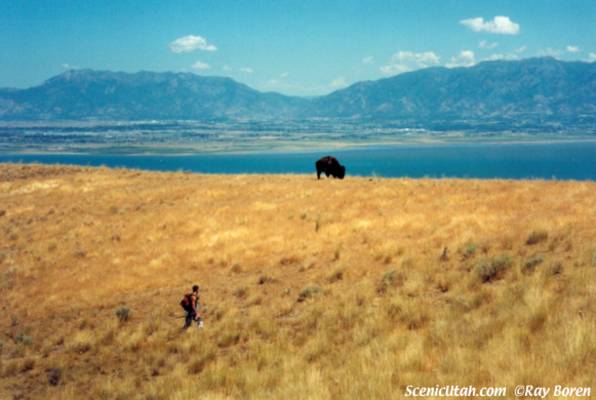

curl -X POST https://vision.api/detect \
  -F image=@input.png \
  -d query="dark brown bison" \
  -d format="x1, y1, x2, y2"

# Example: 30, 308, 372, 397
315, 156, 346, 179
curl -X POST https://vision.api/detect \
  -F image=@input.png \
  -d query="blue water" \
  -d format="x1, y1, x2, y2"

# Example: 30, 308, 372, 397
1, 142, 595, 180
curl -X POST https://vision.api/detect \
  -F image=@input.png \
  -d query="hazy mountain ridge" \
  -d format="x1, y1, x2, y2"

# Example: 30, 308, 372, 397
0, 69, 307, 120
307, 58, 596, 120
1, 58, 595, 124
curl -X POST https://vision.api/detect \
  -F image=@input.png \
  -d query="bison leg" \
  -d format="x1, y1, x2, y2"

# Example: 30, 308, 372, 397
315, 161, 323, 179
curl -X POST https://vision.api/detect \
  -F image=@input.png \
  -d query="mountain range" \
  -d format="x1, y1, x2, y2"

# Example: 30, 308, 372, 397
1, 57, 594, 125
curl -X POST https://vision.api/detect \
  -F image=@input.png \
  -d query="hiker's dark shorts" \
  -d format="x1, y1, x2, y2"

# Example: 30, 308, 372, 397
183, 306, 197, 328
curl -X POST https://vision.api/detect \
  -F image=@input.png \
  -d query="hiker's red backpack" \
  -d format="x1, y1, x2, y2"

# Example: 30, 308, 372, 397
180, 293, 193, 309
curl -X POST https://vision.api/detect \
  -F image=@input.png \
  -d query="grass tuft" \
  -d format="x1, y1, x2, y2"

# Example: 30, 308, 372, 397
526, 230, 548, 245
257, 275, 274, 285
461, 243, 477, 260
14, 333, 32, 346
47, 368, 62, 386
233, 286, 248, 299
523, 255, 544, 274
327, 267, 344, 283
297, 285, 323, 302
20, 358, 35, 373
377, 269, 403, 294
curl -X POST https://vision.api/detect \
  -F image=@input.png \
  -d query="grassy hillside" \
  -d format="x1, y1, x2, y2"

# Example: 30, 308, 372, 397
0, 164, 594, 399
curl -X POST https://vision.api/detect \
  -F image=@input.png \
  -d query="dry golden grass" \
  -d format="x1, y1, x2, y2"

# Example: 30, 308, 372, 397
0, 163, 595, 399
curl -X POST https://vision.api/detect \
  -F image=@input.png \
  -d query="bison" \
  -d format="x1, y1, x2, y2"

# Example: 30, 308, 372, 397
315, 156, 346, 179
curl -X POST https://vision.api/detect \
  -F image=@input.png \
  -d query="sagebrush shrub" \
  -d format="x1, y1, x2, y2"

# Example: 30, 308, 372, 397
476, 255, 513, 282
115, 306, 131, 323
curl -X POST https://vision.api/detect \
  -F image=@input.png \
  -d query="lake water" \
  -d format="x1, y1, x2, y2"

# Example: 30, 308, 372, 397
1, 142, 595, 180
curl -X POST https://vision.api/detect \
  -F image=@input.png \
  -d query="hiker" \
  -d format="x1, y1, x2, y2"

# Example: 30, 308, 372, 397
181, 284, 203, 329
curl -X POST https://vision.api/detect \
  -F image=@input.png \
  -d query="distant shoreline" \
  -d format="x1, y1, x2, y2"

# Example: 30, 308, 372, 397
1, 136, 596, 156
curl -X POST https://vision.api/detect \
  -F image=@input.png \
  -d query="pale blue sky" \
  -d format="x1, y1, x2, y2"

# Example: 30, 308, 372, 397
1, 0, 594, 95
